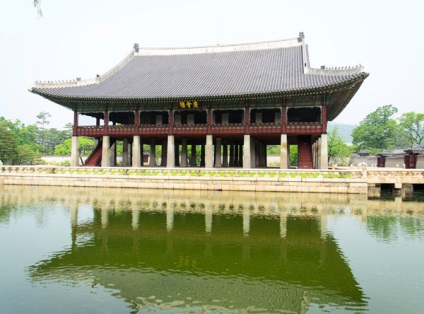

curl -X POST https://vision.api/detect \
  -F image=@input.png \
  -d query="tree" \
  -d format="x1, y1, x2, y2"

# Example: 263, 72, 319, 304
0, 123, 19, 164
0, 118, 42, 165
352, 105, 398, 152
397, 112, 424, 146
54, 137, 95, 156
327, 128, 351, 166
36, 111, 51, 155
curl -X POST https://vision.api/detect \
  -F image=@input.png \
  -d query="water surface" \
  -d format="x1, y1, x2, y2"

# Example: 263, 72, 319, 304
0, 186, 423, 313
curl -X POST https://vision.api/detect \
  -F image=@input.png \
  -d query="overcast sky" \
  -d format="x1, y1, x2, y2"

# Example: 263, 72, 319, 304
1, 0, 423, 128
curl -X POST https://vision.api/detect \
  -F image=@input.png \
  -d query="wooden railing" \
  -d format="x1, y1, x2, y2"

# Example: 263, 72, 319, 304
75, 122, 325, 137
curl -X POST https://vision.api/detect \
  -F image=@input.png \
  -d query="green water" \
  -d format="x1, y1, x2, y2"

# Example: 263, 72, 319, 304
0, 186, 423, 313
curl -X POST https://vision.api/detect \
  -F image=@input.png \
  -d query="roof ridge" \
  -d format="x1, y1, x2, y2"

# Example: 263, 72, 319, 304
304, 65, 365, 76
135, 37, 302, 56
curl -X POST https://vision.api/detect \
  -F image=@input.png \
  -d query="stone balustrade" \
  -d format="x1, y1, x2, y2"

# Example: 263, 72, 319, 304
1, 166, 422, 194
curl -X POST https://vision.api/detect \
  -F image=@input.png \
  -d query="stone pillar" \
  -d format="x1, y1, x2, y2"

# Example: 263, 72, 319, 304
233, 145, 238, 167
122, 138, 129, 167
167, 135, 175, 168
174, 143, 180, 167
243, 134, 251, 169
200, 144, 205, 167
190, 144, 197, 167
264, 143, 267, 167
101, 135, 111, 167
250, 138, 256, 168
181, 138, 188, 167
71, 136, 79, 167
149, 139, 156, 166
214, 137, 222, 168
320, 134, 328, 169
280, 134, 288, 169
238, 144, 243, 167
132, 135, 141, 167
205, 135, 213, 168
161, 139, 167, 167
317, 137, 322, 169
222, 141, 228, 167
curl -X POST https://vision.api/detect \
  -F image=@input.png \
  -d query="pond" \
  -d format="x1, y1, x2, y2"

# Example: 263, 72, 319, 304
0, 185, 423, 313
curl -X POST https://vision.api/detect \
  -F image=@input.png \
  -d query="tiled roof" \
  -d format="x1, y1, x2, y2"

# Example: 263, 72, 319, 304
404, 144, 424, 154
31, 34, 368, 107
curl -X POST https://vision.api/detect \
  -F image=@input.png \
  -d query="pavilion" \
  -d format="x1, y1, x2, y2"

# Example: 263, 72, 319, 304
31, 33, 368, 169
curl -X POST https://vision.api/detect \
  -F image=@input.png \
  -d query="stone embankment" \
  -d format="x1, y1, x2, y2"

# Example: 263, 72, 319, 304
0, 165, 423, 194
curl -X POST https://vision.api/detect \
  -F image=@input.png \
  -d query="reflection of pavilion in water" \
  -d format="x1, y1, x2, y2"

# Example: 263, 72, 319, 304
14, 186, 372, 312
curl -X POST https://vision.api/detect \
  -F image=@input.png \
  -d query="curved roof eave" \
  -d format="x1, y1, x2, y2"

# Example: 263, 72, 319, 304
31, 73, 368, 106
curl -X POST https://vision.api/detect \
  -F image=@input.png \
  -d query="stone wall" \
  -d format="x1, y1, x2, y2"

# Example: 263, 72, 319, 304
350, 155, 424, 169
0, 173, 367, 194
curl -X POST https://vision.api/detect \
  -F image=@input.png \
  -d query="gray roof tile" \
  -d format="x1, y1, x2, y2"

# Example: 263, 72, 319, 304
32, 39, 368, 102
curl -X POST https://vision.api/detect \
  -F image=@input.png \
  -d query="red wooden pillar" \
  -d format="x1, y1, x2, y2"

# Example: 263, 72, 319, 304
168, 108, 173, 134
73, 111, 78, 136
134, 109, 140, 134
244, 106, 250, 134
281, 105, 287, 133
322, 105, 327, 133
104, 109, 109, 133
207, 108, 212, 134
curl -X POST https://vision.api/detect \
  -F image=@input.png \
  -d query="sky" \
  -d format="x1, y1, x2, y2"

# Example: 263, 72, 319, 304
1, 0, 423, 129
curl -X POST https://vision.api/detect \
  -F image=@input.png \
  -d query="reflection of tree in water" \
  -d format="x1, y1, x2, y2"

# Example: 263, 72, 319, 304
366, 216, 424, 242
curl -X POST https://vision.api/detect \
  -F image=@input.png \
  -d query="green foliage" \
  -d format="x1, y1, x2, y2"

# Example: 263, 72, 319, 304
397, 112, 424, 146
54, 137, 95, 156
289, 145, 298, 167
0, 118, 42, 165
0, 123, 19, 164
328, 128, 352, 166
352, 105, 398, 152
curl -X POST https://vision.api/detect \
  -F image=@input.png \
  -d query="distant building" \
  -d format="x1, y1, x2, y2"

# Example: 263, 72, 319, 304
31, 33, 368, 168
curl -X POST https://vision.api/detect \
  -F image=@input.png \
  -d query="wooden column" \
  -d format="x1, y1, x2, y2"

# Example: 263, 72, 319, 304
207, 108, 212, 134
73, 111, 78, 136
168, 108, 173, 134
104, 110, 109, 132
282, 105, 287, 133
244, 106, 250, 134
322, 105, 327, 133
134, 109, 140, 133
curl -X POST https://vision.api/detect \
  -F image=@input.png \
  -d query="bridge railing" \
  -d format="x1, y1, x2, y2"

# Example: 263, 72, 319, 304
0, 165, 366, 180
